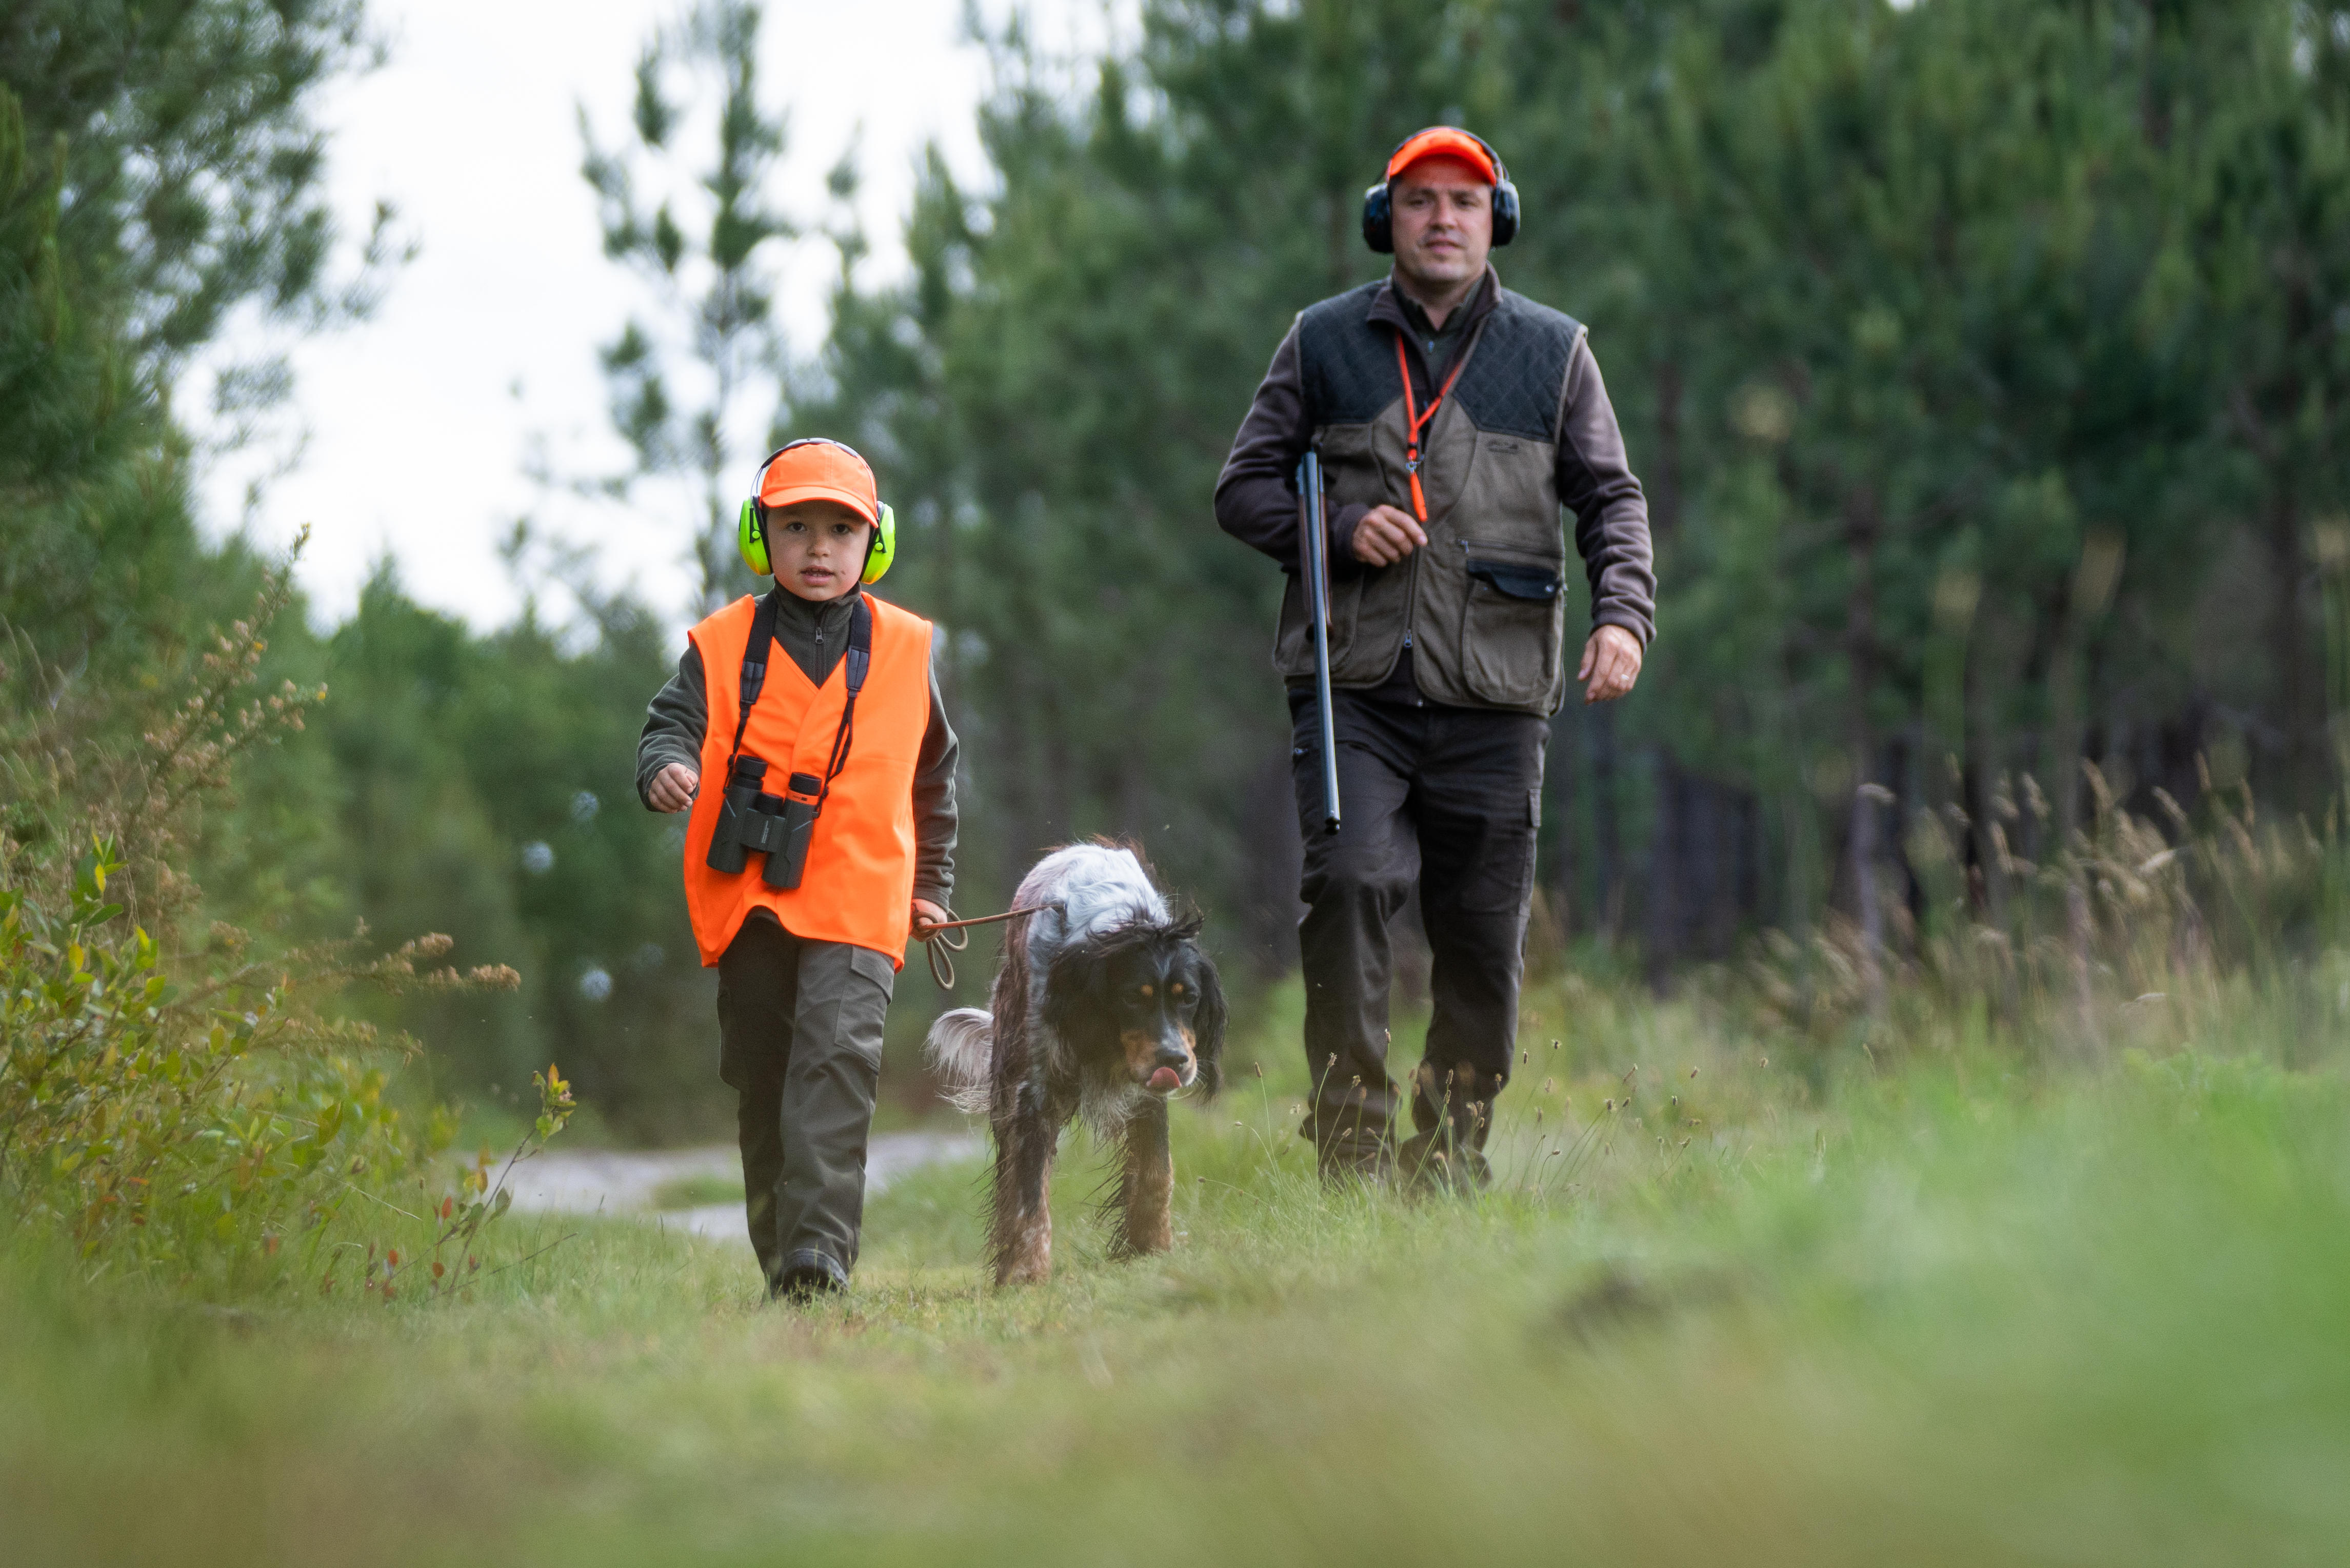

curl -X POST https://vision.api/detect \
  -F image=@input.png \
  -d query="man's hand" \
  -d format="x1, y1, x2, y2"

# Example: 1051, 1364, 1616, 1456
1579, 625, 1643, 705
1350, 504, 1428, 566
647, 762, 699, 813
911, 898, 949, 935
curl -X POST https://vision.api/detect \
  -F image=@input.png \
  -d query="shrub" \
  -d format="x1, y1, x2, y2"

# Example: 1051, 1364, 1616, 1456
0, 539, 559, 1293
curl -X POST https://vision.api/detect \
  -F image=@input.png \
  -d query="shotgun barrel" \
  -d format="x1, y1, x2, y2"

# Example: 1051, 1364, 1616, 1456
1298, 449, 1341, 832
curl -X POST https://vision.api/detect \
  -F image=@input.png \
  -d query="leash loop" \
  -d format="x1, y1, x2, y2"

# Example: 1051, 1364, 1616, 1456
911, 903, 1049, 990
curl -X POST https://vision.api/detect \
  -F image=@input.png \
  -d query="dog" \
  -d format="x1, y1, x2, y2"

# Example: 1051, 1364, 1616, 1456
925, 843, 1225, 1285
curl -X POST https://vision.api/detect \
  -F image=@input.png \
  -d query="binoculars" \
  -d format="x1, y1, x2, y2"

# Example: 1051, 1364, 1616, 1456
704, 755, 822, 889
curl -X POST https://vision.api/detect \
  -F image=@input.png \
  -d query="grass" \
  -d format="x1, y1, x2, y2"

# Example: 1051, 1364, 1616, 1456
7, 974, 2350, 1565
650, 1172, 747, 1211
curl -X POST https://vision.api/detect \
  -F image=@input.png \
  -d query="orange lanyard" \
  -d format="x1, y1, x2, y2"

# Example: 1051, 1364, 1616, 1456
1395, 330, 1467, 524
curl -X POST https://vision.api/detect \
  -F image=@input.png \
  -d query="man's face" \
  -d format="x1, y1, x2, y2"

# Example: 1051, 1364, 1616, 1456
1390, 153, 1493, 293
766, 500, 873, 601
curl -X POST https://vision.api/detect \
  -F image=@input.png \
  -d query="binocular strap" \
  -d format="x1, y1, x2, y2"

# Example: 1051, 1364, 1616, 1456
722, 589, 875, 822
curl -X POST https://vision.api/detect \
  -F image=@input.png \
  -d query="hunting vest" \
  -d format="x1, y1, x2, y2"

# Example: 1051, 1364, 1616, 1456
681, 591, 934, 967
1279, 280, 1585, 716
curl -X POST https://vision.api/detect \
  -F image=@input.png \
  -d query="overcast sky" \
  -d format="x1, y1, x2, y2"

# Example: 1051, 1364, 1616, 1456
189, 0, 1108, 634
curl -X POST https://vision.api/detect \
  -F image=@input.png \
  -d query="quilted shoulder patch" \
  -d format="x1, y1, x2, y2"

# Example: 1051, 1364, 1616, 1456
1297, 283, 1400, 426
1452, 292, 1582, 442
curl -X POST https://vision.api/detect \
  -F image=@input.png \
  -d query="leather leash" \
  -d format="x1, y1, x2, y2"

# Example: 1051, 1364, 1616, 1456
912, 904, 1048, 990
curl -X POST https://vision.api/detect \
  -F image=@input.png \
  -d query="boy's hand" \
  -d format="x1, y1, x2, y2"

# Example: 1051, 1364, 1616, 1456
911, 898, 949, 934
648, 762, 699, 812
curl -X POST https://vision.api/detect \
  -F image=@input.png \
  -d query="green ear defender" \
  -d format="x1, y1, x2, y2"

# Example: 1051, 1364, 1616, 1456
738, 495, 771, 577
862, 504, 895, 583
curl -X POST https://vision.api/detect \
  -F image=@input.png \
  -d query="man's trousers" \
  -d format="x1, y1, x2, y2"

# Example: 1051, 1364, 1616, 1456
716, 915, 894, 1289
1288, 673, 1546, 1161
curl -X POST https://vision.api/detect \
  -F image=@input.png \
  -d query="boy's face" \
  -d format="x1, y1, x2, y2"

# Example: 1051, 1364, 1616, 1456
766, 500, 873, 601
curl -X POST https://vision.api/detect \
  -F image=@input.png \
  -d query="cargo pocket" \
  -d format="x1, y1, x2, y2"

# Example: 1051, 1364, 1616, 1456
842, 945, 897, 1071
1457, 540, 1565, 708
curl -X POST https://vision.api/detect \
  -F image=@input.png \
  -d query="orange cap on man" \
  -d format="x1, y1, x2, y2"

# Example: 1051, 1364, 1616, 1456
1385, 126, 1500, 185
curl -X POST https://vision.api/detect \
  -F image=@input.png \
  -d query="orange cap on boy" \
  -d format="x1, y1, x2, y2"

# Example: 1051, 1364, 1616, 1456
758, 441, 879, 527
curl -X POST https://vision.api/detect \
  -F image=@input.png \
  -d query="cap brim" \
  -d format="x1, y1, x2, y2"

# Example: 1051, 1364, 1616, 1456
1392, 149, 1497, 185
761, 484, 879, 526
1386, 129, 1498, 185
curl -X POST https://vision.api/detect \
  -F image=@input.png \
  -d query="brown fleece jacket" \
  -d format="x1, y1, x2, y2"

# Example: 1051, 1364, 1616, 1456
1215, 266, 1657, 674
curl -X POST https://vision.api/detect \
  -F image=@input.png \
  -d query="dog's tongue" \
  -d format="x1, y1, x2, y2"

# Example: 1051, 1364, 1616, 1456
1148, 1066, 1182, 1094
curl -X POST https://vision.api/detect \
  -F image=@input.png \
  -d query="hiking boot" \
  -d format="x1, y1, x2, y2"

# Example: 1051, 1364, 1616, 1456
771, 1249, 848, 1303
1314, 1129, 1395, 1189
1397, 1128, 1492, 1194
1399, 1061, 1497, 1196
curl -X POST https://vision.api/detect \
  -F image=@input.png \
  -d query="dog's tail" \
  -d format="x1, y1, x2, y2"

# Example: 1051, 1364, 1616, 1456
924, 1007, 995, 1116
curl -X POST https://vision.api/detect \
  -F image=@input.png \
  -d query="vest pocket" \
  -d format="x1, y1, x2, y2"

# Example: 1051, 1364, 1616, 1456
1456, 538, 1565, 708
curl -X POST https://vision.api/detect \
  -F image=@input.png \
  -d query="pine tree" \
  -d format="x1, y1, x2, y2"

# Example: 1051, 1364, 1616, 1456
582, 0, 796, 614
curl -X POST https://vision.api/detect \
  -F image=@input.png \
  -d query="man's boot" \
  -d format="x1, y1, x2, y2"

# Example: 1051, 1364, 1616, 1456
771, 1248, 848, 1303
1398, 1061, 1496, 1195
1315, 1126, 1394, 1189
1302, 1068, 1396, 1188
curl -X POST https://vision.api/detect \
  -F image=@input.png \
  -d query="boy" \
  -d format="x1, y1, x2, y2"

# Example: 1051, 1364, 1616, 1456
637, 439, 957, 1300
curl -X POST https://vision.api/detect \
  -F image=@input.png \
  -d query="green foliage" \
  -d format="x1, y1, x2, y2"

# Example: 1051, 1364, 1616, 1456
0, 842, 417, 1272
0, 2, 401, 681
582, 0, 796, 612
0, 66, 349, 974
0, 549, 549, 1291
0, 0, 394, 367
312, 563, 722, 1135
0, 2, 630, 1162
0, 75, 196, 679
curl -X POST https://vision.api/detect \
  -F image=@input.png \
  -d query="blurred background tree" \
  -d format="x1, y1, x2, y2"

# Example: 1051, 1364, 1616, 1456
580, 0, 798, 615
0, 0, 402, 676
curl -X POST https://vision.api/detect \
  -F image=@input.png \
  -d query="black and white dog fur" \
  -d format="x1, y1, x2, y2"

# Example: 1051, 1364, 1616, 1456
926, 843, 1224, 1285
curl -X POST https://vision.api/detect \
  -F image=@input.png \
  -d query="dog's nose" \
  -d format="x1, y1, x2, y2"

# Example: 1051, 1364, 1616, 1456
1154, 1040, 1190, 1071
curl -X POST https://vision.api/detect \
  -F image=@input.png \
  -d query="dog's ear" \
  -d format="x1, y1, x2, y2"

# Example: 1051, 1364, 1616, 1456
1190, 945, 1226, 1100
1040, 939, 1113, 1050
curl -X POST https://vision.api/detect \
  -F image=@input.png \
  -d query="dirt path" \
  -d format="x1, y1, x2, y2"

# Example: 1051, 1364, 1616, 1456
505, 1128, 982, 1247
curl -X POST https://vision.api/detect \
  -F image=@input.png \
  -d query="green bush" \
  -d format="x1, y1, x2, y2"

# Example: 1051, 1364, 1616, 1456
0, 545, 565, 1295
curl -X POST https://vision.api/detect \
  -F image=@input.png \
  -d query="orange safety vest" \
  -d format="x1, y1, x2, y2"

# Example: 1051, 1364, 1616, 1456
680, 590, 934, 968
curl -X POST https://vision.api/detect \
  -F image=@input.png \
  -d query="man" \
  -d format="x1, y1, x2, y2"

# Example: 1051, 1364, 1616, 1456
1214, 127, 1656, 1187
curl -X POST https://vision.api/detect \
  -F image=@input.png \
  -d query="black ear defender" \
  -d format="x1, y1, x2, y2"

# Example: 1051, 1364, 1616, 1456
1362, 127, 1520, 253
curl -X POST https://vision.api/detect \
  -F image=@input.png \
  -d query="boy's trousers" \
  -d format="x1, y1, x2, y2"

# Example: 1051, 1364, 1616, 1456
716, 914, 894, 1288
